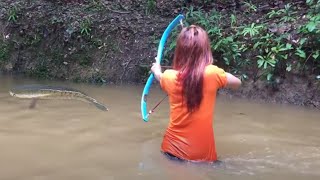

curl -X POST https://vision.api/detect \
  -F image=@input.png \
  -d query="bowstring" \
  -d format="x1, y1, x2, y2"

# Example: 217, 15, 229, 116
148, 94, 168, 115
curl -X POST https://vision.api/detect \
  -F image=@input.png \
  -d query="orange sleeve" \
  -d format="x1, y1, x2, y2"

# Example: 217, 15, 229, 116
207, 65, 227, 88
215, 67, 228, 88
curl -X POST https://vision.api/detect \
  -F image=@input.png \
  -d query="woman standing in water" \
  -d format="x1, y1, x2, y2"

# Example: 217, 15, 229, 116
151, 25, 241, 162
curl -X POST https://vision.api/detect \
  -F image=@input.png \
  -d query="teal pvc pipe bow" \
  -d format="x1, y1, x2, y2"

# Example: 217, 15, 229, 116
140, 14, 185, 122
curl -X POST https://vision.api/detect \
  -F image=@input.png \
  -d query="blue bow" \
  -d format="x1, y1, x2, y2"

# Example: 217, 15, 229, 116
140, 14, 185, 122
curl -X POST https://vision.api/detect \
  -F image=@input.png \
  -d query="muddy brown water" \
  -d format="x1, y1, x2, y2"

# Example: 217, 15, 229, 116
0, 75, 319, 180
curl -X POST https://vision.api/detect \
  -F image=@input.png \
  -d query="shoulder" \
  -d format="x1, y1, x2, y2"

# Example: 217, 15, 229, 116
205, 65, 226, 76
160, 69, 178, 92
162, 69, 178, 80
204, 64, 228, 88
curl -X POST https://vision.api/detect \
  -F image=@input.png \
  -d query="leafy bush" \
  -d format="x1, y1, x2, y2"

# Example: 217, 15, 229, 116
162, 0, 320, 82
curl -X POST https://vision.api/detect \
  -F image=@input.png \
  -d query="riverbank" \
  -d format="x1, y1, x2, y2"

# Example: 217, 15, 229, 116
0, 0, 319, 109
219, 76, 320, 109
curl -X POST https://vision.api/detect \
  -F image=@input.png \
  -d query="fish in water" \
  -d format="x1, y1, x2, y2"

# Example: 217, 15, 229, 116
9, 84, 108, 111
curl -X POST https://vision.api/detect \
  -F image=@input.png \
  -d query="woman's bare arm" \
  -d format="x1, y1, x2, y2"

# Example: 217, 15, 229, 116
225, 72, 242, 90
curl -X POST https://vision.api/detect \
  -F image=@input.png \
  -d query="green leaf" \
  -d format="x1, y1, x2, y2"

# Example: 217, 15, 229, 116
239, 44, 248, 52
257, 55, 264, 60
264, 61, 268, 69
267, 73, 273, 81
230, 14, 237, 26
212, 40, 222, 50
253, 42, 261, 49
306, 0, 314, 6
286, 65, 292, 72
269, 59, 276, 66
285, 43, 293, 50
306, 21, 316, 32
257, 59, 264, 68
299, 38, 307, 46
226, 36, 233, 42
223, 57, 230, 65
295, 49, 306, 59
312, 50, 319, 59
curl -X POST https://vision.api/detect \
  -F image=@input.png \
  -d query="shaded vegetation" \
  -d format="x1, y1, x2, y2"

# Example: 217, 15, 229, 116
162, 0, 320, 86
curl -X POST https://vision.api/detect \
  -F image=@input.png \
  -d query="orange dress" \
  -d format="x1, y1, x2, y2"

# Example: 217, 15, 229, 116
160, 65, 227, 162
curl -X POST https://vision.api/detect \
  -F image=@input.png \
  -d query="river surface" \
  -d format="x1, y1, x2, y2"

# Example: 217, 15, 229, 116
0, 75, 319, 180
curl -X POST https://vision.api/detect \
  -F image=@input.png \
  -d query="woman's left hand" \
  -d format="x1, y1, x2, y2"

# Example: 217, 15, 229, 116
151, 63, 162, 81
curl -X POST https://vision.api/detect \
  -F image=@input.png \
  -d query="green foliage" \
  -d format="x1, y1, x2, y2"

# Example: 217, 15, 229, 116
1, 0, 319, 84
80, 18, 92, 37
295, 0, 320, 70
44, 0, 318, 83
175, 0, 320, 82
266, 3, 297, 22
184, 7, 244, 69
306, 0, 320, 13
23, 33, 42, 47
0, 42, 11, 63
241, 23, 265, 37
243, 1, 257, 13
7, 6, 18, 23
85, 0, 105, 12
146, 0, 156, 14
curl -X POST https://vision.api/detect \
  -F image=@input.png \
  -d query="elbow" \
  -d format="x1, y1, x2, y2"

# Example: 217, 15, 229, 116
234, 79, 242, 89
228, 80, 241, 90
225, 73, 242, 90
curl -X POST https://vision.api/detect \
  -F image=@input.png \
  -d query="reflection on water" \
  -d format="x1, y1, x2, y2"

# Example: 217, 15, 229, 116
0, 74, 319, 180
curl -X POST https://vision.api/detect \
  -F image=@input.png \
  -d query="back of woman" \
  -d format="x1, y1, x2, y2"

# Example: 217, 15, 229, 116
160, 65, 227, 161
151, 25, 241, 162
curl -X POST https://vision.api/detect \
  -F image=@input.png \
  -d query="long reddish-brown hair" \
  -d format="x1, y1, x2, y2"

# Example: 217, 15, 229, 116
173, 25, 213, 112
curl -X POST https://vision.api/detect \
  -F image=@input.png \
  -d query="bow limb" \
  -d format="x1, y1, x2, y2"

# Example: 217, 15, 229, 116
140, 14, 185, 122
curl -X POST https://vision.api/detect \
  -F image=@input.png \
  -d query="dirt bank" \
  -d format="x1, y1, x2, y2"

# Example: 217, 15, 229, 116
0, 0, 319, 109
